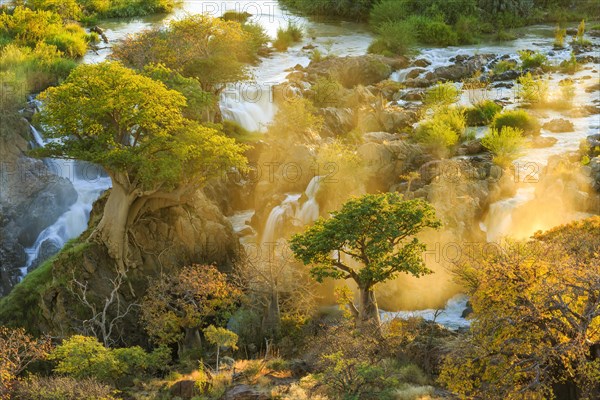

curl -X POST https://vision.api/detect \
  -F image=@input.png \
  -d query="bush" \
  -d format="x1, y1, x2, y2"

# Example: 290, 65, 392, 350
412, 17, 459, 47
518, 50, 548, 70
414, 107, 466, 157
493, 59, 517, 75
558, 78, 575, 106
559, 52, 581, 74
368, 21, 416, 56
492, 109, 541, 136
12, 376, 117, 400
424, 82, 460, 108
572, 19, 592, 46
553, 25, 566, 48
481, 126, 525, 166
273, 22, 303, 51
517, 72, 549, 105
465, 100, 503, 126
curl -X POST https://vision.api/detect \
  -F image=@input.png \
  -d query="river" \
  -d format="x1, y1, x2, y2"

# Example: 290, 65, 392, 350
22, 2, 600, 329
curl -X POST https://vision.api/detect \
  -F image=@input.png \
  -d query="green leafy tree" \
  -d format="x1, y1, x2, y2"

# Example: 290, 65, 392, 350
48, 335, 120, 381
112, 14, 257, 96
203, 325, 238, 371
36, 62, 247, 270
290, 193, 441, 324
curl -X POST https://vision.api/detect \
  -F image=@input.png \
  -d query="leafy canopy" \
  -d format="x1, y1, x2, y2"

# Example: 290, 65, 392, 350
290, 192, 441, 287
141, 265, 242, 346
37, 61, 247, 190
112, 14, 259, 93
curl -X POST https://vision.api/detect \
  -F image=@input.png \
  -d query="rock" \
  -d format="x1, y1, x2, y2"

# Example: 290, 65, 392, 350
458, 140, 484, 156
28, 239, 61, 271
378, 108, 416, 132
428, 54, 495, 82
169, 380, 199, 399
305, 55, 393, 88
461, 301, 473, 318
404, 78, 431, 88
543, 118, 575, 133
407, 68, 426, 79
530, 136, 558, 149
364, 132, 399, 143
586, 83, 600, 93
222, 385, 269, 400
402, 91, 424, 101
320, 107, 355, 136
302, 44, 316, 50
412, 58, 431, 68
491, 69, 521, 82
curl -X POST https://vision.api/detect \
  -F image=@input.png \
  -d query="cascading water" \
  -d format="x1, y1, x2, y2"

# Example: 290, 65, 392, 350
261, 176, 323, 243
380, 294, 470, 330
20, 124, 111, 276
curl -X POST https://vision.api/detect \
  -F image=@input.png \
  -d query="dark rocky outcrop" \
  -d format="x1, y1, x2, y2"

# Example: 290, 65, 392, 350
222, 385, 269, 400
0, 124, 77, 296
425, 54, 495, 83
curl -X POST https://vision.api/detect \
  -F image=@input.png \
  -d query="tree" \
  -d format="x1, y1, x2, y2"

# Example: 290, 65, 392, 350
36, 62, 247, 270
203, 325, 238, 371
289, 192, 441, 324
141, 264, 241, 355
0, 327, 51, 399
112, 14, 257, 96
439, 217, 600, 399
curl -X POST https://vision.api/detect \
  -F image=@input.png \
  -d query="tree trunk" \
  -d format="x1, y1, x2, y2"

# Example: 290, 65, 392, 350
178, 327, 202, 359
262, 289, 281, 339
358, 285, 380, 325
92, 181, 136, 272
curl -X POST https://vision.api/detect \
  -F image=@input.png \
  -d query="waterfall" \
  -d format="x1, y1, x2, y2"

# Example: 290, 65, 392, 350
482, 188, 535, 242
20, 125, 111, 276
220, 84, 278, 132
261, 176, 323, 243
296, 176, 322, 225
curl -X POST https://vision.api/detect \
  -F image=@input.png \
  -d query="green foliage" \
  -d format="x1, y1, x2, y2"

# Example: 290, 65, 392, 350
76, 0, 176, 19
414, 107, 466, 157
572, 19, 592, 45
478, 0, 534, 19
0, 7, 89, 58
290, 192, 441, 287
203, 325, 238, 371
424, 82, 460, 108
12, 376, 118, 400
493, 59, 517, 75
268, 96, 323, 141
481, 126, 525, 166
518, 50, 548, 70
491, 109, 541, 135
278, 0, 377, 21
553, 24, 566, 48
273, 22, 303, 52
517, 72, 549, 105
113, 14, 257, 94
558, 78, 576, 106
464, 100, 503, 126
241, 22, 270, 61
48, 335, 121, 381
310, 76, 344, 107
37, 61, 247, 191
559, 52, 581, 74
142, 63, 215, 122
367, 21, 415, 56
48, 335, 171, 383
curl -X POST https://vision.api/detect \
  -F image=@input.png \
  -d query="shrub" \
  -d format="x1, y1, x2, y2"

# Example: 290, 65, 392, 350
572, 19, 592, 45
412, 17, 459, 47
493, 59, 517, 74
517, 72, 549, 105
455, 15, 480, 44
553, 25, 566, 48
415, 107, 466, 157
492, 109, 541, 135
12, 376, 117, 400
518, 50, 548, 70
221, 10, 252, 23
242, 22, 270, 61
266, 358, 290, 372
424, 82, 460, 108
368, 21, 415, 56
465, 100, 503, 126
310, 76, 344, 107
559, 52, 581, 74
273, 22, 303, 51
269, 97, 323, 141
481, 126, 525, 166
558, 78, 576, 106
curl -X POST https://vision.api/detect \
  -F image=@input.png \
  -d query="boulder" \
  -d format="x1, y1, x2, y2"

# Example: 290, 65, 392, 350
169, 380, 198, 399
427, 54, 495, 82
222, 385, 269, 400
543, 118, 574, 133
320, 107, 355, 136
364, 132, 399, 143
305, 55, 393, 88
530, 136, 558, 149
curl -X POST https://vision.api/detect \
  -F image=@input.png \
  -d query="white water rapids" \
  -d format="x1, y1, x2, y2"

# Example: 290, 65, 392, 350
16, 2, 599, 330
